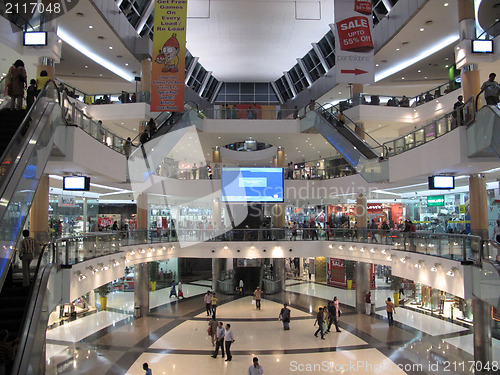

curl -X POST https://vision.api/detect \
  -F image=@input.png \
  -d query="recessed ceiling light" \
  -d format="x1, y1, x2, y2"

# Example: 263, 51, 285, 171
58, 39, 62, 43
109, 46, 113, 50
125, 63, 129, 66
375, 63, 379, 67
444, 2, 449, 7
401, 77, 405, 79
338, 91, 341, 94
396, 48, 400, 51
424, 76, 428, 79
89, 25, 93, 29
84, 65, 88, 68
445, 64, 449, 68
418, 70, 421, 73
420, 28, 424, 31
99, 73, 103, 77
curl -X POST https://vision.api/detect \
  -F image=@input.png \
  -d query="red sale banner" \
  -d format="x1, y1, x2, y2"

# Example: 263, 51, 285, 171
354, 0, 372, 15
336, 16, 373, 52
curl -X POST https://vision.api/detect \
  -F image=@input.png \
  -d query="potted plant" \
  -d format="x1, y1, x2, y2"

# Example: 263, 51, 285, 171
389, 275, 403, 306
96, 283, 112, 310
344, 260, 355, 290
149, 261, 159, 291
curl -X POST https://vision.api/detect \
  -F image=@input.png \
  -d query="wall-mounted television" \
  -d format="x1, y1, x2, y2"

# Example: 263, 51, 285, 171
23, 31, 47, 46
63, 176, 90, 191
221, 167, 283, 202
428, 175, 454, 190
471, 39, 493, 53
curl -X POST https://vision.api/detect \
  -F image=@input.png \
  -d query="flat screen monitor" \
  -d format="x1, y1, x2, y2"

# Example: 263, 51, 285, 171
428, 175, 454, 190
63, 176, 90, 191
471, 39, 493, 53
221, 167, 284, 202
23, 31, 47, 46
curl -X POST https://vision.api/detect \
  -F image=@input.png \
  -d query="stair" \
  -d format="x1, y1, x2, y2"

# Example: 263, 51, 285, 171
0, 109, 27, 157
0, 277, 30, 341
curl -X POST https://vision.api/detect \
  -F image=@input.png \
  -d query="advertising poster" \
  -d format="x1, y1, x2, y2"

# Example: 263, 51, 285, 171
151, 0, 187, 111
334, 0, 375, 83
327, 258, 376, 288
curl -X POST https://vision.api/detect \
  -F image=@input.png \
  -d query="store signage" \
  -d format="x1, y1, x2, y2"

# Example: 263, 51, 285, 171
458, 204, 466, 214
333, 0, 375, 84
151, 0, 187, 112
367, 203, 383, 211
59, 195, 76, 207
427, 195, 445, 207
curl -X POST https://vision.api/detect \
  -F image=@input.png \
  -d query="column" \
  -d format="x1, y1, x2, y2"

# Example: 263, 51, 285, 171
137, 194, 148, 238
355, 123, 366, 140
272, 147, 285, 229
212, 198, 222, 233
140, 59, 152, 92
30, 175, 49, 243
273, 258, 286, 291
356, 193, 367, 240
355, 262, 370, 313
82, 197, 88, 233
212, 258, 224, 292
314, 257, 326, 283
469, 174, 492, 373
134, 262, 150, 318
212, 146, 221, 179
352, 84, 363, 106
36, 57, 55, 80
457, 0, 480, 103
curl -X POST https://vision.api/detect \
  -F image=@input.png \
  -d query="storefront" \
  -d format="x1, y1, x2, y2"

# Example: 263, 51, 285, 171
48, 195, 99, 237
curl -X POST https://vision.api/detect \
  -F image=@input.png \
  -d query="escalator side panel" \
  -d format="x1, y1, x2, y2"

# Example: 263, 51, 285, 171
467, 105, 500, 157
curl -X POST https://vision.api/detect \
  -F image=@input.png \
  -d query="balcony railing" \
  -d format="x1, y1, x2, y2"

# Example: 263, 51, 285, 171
50, 229, 481, 266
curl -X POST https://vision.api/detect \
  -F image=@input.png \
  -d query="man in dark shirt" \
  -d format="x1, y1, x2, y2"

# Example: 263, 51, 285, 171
452, 95, 464, 126
326, 301, 341, 332
314, 307, 325, 339
139, 129, 149, 144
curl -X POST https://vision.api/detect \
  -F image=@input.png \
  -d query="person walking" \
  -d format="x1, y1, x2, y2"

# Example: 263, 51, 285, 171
123, 137, 132, 157
365, 291, 372, 315
208, 317, 218, 347
169, 281, 177, 298
143, 362, 152, 375
204, 290, 212, 316
279, 303, 291, 330
326, 300, 341, 333
19, 230, 43, 287
386, 297, 396, 326
224, 323, 235, 361
211, 292, 218, 319
248, 357, 264, 375
211, 321, 225, 358
239, 279, 244, 295
253, 286, 263, 310
314, 307, 325, 339
492, 219, 500, 244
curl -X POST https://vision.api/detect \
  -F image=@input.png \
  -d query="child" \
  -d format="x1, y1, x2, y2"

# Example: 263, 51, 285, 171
26, 79, 37, 110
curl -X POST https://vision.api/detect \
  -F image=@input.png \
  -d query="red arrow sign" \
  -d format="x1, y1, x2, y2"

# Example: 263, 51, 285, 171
341, 69, 368, 75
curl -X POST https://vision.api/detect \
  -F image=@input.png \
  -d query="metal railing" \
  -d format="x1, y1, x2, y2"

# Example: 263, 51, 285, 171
48, 229, 481, 266
383, 96, 475, 157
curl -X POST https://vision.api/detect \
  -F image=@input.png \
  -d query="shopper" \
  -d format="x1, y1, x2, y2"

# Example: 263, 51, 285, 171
224, 323, 235, 361
326, 300, 341, 333
7, 59, 27, 111
365, 291, 372, 315
452, 95, 464, 126
211, 321, 225, 358
386, 297, 396, 326
239, 279, 244, 295
143, 362, 152, 375
204, 290, 212, 316
248, 357, 264, 375
208, 317, 218, 346
123, 137, 132, 157
26, 79, 37, 110
492, 219, 500, 244
36, 70, 50, 96
169, 281, 177, 298
211, 292, 218, 319
279, 303, 291, 330
139, 128, 149, 144
314, 307, 325, 339
253, 286, 263, 310
147, 117, 157, 135
19, 230, 43, 287
479, 73, 500, 106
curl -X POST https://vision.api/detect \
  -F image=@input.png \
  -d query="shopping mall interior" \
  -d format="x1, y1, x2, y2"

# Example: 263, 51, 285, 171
0, 0, 500, 374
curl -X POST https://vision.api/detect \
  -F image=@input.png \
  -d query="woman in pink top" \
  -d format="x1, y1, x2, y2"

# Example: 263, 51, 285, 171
333, 296, 340, 319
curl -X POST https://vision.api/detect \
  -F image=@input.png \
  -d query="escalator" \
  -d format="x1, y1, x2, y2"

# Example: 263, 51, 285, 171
128, 109, 204, 183
467, 104, 500, 158
301, 105, 389, 182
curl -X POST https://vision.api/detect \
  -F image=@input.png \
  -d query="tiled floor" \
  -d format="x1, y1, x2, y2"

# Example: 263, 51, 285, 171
45, 280, 483, 375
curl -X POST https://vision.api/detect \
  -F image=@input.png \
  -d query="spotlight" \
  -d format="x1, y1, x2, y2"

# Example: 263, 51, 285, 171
387, 255, 392, 261
98, 263, 109, 271
370, 248, 375, 253
87, 266, 98, 274
431, 263, 440, 272
149, 247, 155, 252
129, 250, 136, 255
250, 245, 255, 250
381, 249, 387, 254
112, 259, 120, 267
359, 248, 365, 252
75, 271, 86, 281
328, 244, 333, 249
211, 249, 215, 253
140, 249, 146, 254
415, 260, 424, 268
400, 256, 410, 263
223, 245, 229, 250
289, 248, 293, 252
447, 267, 457, 276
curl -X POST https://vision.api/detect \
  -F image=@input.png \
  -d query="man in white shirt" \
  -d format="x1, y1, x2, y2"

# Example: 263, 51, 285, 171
224, 323, 235, 361
248, 357, 264, 375
211, 321, 225, 358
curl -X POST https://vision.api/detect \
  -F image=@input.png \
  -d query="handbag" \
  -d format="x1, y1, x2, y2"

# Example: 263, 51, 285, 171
207, 326, 212, 336
251, 299, 256, 305
338, 310, 342, 317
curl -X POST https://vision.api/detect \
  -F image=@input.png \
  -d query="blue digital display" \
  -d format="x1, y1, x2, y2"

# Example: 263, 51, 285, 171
221, 167, 284, 202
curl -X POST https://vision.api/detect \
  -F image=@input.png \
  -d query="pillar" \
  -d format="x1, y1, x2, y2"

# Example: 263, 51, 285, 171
134, 262, 150, 318
352, 84, 363, 106
212, 198, 222, 232
355, 123, 365, 140
356, 193, 367, 240
212, 258, 224, 292
212, 146, 221, 179
140, 58, 152, 92
273, 258, 286, 291
469, 174, 492, 373
36, 57, 55, 80
299, 258, 305, 279
82, 197, 88, 233
314, 257, 326, 283
272, 147, 285, 228
462, 64, 481, 104
355, 262, 370, 313
30, 175, 49, 243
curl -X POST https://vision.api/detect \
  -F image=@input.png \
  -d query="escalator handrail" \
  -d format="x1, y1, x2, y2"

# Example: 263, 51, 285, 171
11, 242, 56, 375
0, 81, 60, 197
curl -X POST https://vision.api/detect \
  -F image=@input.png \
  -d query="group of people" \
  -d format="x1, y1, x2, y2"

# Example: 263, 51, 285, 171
5, 59, 51, 111
313, 297, 342, 339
